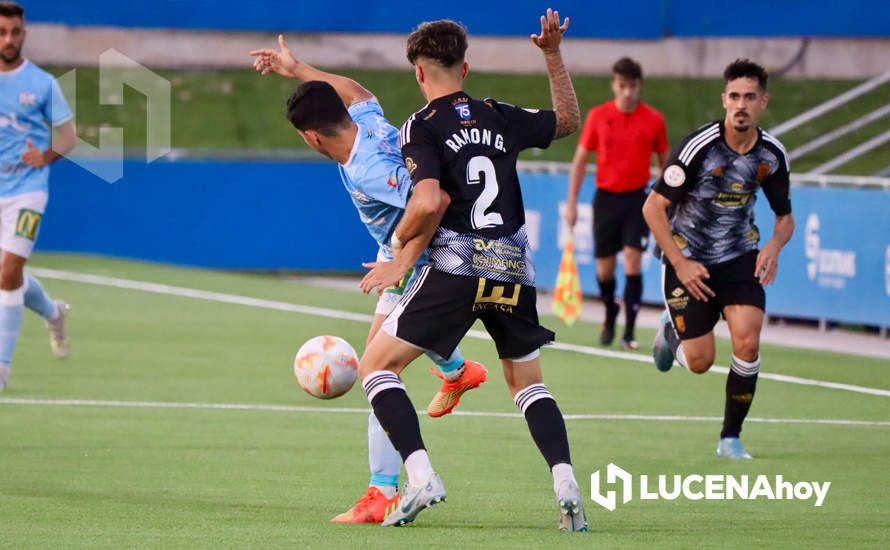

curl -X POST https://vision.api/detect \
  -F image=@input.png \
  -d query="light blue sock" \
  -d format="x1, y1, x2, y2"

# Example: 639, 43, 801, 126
24, 274, 58, 320
0, 285, 26, 365
426, 347, 465, 381
368, 413, 400, 496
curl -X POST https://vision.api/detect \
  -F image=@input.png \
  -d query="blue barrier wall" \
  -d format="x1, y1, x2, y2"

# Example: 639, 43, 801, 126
39, 159, 374, 270
522, 175, 890, 328
39, 159, 890, 327
24, 0, 890, 38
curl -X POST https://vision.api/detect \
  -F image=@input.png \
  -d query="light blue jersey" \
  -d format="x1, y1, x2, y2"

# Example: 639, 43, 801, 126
0, 60, 72, 198
338, 99, 412, 260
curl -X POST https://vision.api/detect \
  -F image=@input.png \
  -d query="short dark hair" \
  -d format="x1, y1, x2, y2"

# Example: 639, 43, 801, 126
723, 58, 768, 91
612, 57, 642, 81
0, 2, 24, 18
285, 81, 350, 137
406, 20, 468, 68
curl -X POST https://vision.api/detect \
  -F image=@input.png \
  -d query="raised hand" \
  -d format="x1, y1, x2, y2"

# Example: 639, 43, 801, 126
249, 34, 299, 78
531, 8, 570, 53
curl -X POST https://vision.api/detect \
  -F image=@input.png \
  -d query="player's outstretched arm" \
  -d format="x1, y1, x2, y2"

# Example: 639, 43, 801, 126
530, 8, 580, 139
249, 34, 374, 105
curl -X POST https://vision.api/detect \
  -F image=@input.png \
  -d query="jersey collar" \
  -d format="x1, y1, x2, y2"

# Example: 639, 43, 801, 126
0, 58, 29, 77
718, 120, 763, 155
341, 122, 364, 168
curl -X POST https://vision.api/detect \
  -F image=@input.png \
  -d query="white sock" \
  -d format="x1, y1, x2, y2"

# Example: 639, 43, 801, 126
404, 449, 434, 487
676, 344, 689, 369
551, 462, 576, 493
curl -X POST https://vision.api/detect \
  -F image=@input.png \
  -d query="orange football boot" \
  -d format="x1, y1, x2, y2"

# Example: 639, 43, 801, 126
330, 486, 398, 523
427, 360, 488, 418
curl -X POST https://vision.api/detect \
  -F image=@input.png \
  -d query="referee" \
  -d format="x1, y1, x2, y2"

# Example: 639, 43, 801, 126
564, 57, 668, 349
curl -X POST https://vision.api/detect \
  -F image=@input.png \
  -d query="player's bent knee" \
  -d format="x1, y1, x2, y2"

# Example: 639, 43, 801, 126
732, 335, 760, 362
685, 352, 715, 374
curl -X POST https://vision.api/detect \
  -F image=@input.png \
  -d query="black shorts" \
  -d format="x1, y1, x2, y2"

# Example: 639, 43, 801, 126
593, 187, 649, 258
662, 250, 766, 340
382, 266, 555, 360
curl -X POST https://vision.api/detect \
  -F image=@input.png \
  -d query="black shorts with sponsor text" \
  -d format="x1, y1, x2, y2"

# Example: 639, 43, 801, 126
662, 250, 765, 340
382, 266, 555, 360
593, 187, 650, 258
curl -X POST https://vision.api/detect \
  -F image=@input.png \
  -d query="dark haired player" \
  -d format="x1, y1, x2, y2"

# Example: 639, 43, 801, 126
250, 36, 485, 523
0, 1, 76, 391
359, 10, 588, 530
564, 56, 668, 349
642, 59, 795, 460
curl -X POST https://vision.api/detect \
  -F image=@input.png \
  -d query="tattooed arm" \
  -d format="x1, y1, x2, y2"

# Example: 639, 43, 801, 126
531, 8, 580, 139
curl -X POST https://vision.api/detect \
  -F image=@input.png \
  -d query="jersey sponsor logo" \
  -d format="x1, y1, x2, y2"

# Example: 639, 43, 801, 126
674, 315, 686, 334
0, 112, 31, 132
15, 209, 41, 241
664, 165, 685, 187
473, 278, 521, 313
671, 287, 685, 298
405, 157, 417, 175
731, 182, 744, 192
19, 91, 37, 107
755, 162, 771, 182
454, 101, 471, 120
672, 233, 688, 250
714, 192, 751, 207
444, 128, 506, 154
666, 292, 689, 311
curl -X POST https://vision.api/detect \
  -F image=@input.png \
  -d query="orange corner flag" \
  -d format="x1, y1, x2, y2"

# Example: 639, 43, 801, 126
552, 234, 583, 326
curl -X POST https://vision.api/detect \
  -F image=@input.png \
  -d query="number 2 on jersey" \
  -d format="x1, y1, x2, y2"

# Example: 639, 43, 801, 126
466, 156, 503, 229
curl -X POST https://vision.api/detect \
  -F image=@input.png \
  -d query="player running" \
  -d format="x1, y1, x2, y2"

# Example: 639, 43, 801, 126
642, 59, 795, 460
249, 35, 487, 523
0, 1, 75, 391
359, 11, 588, 530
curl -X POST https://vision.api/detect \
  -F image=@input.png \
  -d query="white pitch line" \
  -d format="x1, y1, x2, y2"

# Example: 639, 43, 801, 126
28, 267, 890, 399
1, 397, 888, 427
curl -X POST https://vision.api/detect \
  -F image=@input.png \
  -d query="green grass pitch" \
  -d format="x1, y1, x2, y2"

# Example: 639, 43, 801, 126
2, 253, 888, 548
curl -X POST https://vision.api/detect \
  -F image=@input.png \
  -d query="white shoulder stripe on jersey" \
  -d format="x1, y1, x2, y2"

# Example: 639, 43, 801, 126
761, 131, 791, 171
399, 111, 422, 147
677, 124, 719, 165
679, 126, 720, 165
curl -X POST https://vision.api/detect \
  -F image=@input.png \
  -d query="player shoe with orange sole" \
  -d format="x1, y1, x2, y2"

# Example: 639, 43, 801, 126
330, 486, 398, 523
427, 360, 487, 418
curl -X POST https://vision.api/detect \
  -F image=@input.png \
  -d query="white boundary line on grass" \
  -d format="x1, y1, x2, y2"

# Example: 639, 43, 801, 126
28, 267, 890, 399
1, 397, 888, 427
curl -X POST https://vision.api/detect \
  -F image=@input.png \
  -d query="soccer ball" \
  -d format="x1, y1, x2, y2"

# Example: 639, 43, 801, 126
293, 335, 359, 399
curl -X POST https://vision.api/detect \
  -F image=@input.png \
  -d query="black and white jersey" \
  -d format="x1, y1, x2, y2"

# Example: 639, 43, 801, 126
400, 91, 556, 285
652, 121, 792, 265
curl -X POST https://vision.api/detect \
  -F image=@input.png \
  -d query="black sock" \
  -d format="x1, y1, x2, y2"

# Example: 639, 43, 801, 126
623, 274, 642, 340
514, 384, 571, 468
721, 370, 758, 438
598, 277, 618, 322
363, 372, 425, 461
